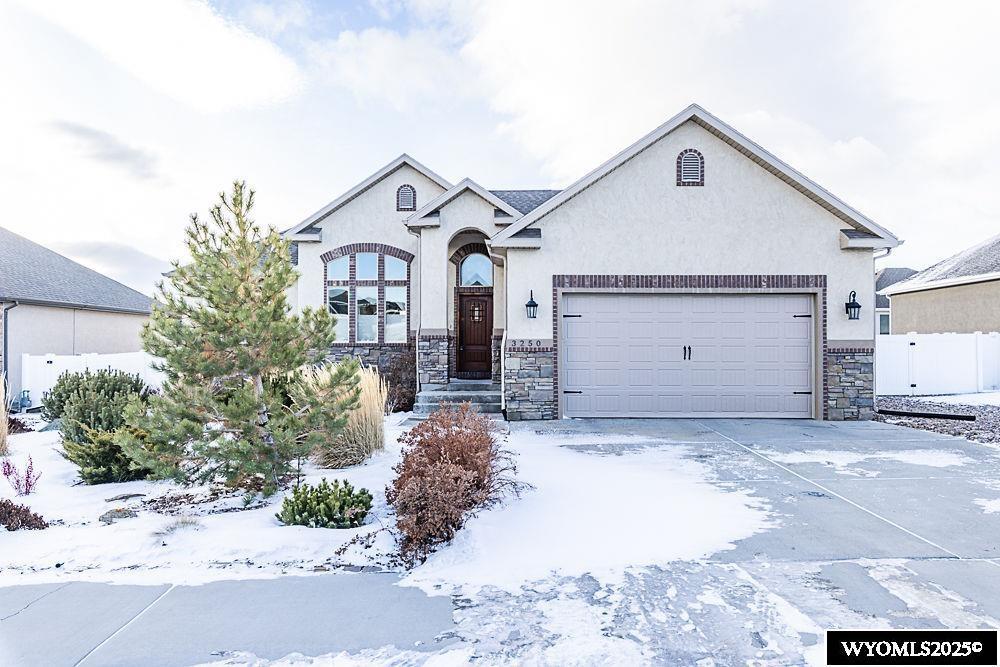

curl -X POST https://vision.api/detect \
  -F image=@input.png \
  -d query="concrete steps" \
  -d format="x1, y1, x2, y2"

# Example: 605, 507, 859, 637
413, 381, 504, 418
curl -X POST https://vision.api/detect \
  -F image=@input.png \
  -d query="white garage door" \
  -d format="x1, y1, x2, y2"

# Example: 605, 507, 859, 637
560, 293, 814, 418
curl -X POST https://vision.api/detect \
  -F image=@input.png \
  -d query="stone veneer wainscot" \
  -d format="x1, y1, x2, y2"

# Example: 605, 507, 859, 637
825, 347, 875, 421
503, 340, 555, 420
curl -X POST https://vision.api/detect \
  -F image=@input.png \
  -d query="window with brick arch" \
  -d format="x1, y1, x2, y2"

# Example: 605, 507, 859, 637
396, 184, 416, 211
676, 149, 704, 186
324, 246, 411, 345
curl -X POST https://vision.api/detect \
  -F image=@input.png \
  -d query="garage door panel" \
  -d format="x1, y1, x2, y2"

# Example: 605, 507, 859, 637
561, 293, 813, 418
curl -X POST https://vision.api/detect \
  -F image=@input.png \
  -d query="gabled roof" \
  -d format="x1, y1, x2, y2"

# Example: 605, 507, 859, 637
284, 154, 451, 237
0, 226, 151, 314
882, 233, 1000, 296
405, 178, 523, 227
875, 267, 917, 308
491, 103, 901, 249
490, 190, 561, 215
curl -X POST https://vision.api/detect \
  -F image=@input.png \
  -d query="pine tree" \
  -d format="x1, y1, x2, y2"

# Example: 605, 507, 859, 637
118, 181, 359, 495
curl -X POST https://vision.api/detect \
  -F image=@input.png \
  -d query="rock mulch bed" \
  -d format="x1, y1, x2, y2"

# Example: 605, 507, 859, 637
875, 396, 1000, 443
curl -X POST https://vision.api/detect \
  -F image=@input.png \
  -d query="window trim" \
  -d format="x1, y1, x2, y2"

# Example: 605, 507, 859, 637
321, 243, 414, 346
396, 184, 417, 211
676, 148, 705, 187
878, 312, 891, 335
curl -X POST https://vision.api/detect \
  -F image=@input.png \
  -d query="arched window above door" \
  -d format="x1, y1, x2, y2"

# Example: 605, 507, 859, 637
460, 253, 493, 287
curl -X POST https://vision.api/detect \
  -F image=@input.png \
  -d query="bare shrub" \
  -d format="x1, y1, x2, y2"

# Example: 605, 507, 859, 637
153, 516, 203, 537
384, 353, 416, 413
0, 499, 48, 531
2, 456, 41, 496
387, 403, 524, 563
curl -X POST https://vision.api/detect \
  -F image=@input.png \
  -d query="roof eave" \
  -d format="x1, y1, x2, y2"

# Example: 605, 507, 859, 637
840, 232, 900, 250
492, 103, 901, 246
404, 178, 523, 227
882, 272, 1000, 296
283, 154, 452, 237
0, 296, 151, 315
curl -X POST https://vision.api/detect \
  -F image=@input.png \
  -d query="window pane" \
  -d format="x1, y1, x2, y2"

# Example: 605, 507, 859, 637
356, 252, 377, 280
460, 254, 493, 286
879, 313, 890, 335
327, 256, 349, 281
385, 286, 407, 343
356, 287, 378, 342
385, 255, 407, 281
327, 288, 349, 342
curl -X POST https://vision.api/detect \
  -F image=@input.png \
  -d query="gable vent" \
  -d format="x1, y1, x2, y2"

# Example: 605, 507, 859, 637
676, 149, 705, 186
396, 184, 416, 211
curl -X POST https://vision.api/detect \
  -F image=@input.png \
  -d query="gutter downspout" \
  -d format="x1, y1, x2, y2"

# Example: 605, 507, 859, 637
406, 222, 423, 395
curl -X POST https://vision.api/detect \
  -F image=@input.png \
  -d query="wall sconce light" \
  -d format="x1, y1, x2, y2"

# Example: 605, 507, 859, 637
845, 291, 861, 320
525, 291, 538, 319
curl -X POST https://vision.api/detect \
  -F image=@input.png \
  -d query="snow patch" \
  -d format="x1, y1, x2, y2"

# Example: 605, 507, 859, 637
759, 449, 972, 476
406, 429, 772, 593
916, 392, 1000, 407
975, 498, 1000, 514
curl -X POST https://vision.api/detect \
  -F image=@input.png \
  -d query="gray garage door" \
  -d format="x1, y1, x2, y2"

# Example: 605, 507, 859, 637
560, 293, 814, 418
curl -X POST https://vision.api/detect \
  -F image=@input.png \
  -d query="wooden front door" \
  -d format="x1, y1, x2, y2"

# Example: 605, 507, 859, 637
458, 293, 493, 378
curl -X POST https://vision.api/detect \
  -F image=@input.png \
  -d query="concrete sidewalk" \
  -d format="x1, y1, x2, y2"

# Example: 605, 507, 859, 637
0, 574, 455, 667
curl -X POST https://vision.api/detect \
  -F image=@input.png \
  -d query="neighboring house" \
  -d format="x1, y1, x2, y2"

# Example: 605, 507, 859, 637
283, 103, 900, 421
881, 233, 1000, 335
0, 226, 151, 404
874, 267, 917, 335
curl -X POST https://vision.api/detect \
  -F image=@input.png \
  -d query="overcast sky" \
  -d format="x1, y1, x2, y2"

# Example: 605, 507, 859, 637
3, 0, 998, 295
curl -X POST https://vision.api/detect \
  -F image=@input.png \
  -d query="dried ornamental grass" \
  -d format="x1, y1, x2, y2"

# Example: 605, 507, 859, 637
340, 364, 388, 450
0, 375, 8, 456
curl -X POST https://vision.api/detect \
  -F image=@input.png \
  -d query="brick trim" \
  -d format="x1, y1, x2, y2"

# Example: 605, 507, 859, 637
676, 148, 705, 187
551, 274, 829, 419
396, 184, 416, 212
449, 242, 490, 265
321, 243, 413, 346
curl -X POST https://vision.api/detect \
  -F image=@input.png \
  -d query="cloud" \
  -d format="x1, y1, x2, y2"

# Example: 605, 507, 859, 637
238, 0, 311, 37
18, 0, 303, 113
52, 241, 172, 296
306, 27, 472, 111
51, 122, 160, 180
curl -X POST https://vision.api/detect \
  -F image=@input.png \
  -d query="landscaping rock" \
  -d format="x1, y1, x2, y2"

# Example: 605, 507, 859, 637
876, 396, 1000, 443
99, 508, 138, 525
104, 493, 146, 503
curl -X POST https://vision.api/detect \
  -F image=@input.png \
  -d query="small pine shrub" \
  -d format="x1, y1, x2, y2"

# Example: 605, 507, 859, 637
276, 479, 373, 529
0, 499, 48, 531
58, 371, 150, 446
62, 425, 151, 485
43, 369, 148, 421
387, 403, 524, 564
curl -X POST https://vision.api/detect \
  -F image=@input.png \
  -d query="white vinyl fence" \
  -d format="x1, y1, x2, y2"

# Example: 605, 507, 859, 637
20, 351, 164, 408
876, 332, 1000, 396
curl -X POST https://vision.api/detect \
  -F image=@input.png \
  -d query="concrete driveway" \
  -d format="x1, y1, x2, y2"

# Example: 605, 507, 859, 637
3, 419, 1000, 665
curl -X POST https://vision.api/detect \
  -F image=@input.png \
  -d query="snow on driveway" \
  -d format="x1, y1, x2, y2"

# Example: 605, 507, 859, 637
407, 430, 771, 593
915, 391, 1000, 407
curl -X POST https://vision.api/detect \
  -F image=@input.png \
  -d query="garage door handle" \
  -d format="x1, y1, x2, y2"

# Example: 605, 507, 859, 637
563, 390, 583, 394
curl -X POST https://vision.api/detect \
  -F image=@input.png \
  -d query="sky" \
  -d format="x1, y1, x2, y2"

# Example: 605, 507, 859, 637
2, 0, 998, 295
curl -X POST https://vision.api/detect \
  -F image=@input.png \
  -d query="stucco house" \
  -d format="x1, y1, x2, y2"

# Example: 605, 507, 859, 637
874, 267, 917, 336
0, 226, 151, 404
881, 232, 1000, 335
283, 104, 900, 421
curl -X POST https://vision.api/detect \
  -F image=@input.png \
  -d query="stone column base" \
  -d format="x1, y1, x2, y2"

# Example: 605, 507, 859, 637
825, 347, 875, 421
418, 334, 450, 386
504, 344, 556, 420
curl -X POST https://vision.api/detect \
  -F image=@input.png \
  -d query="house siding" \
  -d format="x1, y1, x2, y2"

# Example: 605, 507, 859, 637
890, 280, 1000, 334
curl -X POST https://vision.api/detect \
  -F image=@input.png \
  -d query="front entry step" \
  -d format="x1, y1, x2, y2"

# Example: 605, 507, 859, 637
413, 382, 504, 417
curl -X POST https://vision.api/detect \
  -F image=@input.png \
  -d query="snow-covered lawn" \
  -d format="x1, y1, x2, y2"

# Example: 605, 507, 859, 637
914, 391, 1000, 407
1, 420, 770, 592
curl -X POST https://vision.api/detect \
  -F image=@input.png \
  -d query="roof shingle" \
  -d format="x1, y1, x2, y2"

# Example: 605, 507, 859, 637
0, 226, 151, 314
489, 190, 561, 215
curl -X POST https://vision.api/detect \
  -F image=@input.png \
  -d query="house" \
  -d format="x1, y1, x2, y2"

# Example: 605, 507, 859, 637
283, 104, 900, 421
881, 233, 1000, 335
0, 226, 151, 405
874, 267, 917, 335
